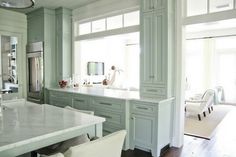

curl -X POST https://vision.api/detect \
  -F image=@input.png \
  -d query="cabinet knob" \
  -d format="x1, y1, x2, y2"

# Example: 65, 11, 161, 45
131, 117, 134, 120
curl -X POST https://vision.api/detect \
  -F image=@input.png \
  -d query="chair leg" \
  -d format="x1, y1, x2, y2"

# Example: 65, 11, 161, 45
211, 106, 213, 111
203, 111, 206, 117
198, 114, 201, 121
208, 107, 211, 114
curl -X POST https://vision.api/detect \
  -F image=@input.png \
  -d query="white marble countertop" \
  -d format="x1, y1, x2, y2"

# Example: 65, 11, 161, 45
48, 87, 174, 103
0, 101, 105, 156
48, 86, 141, 100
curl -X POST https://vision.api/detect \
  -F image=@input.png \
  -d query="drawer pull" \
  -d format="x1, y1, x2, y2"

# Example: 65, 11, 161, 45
136, 106, 149, 110
147, 89, 158, 92
74, 99, 85, 103
99, 115, 112, 119
99, 102, 112, 106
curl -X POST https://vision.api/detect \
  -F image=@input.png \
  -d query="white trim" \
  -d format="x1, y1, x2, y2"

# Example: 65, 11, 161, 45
184, 9, 236, 25
172, 0, 185, 147
186, 27, 236, 39
75, 25, 139, 41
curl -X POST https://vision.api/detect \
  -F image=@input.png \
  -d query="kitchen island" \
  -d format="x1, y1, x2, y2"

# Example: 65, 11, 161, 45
0, 100, 105, 157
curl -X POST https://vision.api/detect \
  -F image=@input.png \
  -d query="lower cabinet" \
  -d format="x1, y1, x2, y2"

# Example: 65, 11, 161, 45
49, 91, 72, 108
130, 100, 173, 157
47, 89, 173, 156
72, 95, 89, 110
130, 114, 155, 149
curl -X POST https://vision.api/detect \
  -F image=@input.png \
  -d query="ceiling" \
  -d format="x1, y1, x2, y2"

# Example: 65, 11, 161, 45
10, 0, 100, 13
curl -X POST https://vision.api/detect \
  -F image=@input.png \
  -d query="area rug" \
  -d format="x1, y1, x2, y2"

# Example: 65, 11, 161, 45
184, 105, 233, 140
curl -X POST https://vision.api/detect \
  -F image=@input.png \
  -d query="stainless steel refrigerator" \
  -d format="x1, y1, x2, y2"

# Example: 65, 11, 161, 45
26, 42, 44, 104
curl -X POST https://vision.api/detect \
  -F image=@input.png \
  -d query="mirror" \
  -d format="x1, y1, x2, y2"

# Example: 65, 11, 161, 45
0, 35, 18, 94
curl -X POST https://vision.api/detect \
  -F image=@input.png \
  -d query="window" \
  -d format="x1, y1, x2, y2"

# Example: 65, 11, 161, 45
79, 22, 91, 35
124, 11, 140, 27
74, 32, 140, 90
107, 15, 123, 30
186, 0, 236, 17
187, 0, 208, 16
75, 10, 139, 36
92, 19, 106, 33
210, 0, 234, 13
185, 36, 236, 103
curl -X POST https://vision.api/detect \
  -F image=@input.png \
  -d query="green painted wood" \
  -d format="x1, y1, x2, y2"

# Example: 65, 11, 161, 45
72, 95, 89, 110
49, 90, 73, 107
140, 0, 174, 99
0, 8, 27, 99
47, 89, 129, 149
130, 99, 173, 157
27, 8, 57, 103
56, 8, 72, 81
141, 0, 164, 13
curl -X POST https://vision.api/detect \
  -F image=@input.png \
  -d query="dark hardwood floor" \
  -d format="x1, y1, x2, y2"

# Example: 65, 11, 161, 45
122, 105, 236, 157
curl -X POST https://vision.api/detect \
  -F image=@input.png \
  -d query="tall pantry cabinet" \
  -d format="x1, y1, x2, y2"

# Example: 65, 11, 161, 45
140, 0, 175, 99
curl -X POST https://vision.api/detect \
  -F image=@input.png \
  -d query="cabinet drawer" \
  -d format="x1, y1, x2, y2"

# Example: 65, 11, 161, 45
95, 109, 124, 127
92, 97, 125, 111
49, 91, 71, 97
73, 96, 88, 110
49, 91, 72, 108
131, 101, 157, 115
141, 86, 166, 98
50, 96, 72, 108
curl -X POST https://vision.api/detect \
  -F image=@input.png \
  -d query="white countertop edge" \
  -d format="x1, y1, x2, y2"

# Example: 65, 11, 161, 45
0, 117, 105, 152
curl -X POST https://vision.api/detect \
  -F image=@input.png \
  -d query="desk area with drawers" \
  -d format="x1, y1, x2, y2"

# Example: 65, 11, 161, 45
47, 87, 174, 157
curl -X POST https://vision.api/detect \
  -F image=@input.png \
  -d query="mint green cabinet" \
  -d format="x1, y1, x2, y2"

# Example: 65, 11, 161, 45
72, 95, 89, 110
130, 99, 173, 157
27, 8, 57, 103
140, 0, 174, 99
130, 114, 155, 148
49, 91, 72, 108
141, 0, 164, 13
90, 97, 126, 136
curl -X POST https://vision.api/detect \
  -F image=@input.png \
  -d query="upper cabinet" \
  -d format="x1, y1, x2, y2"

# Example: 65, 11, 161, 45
27, 7, 72, 92
140, 0, 174, 99
141, 0, 164, 13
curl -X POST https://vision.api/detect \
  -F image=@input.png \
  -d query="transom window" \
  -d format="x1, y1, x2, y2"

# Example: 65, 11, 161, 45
75, 11, 140, 36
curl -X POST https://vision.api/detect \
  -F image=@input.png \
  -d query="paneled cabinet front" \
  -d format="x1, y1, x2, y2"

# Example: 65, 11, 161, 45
49, 91, 72, 108
140, 11, 167, 98
130, 114, 155, 149
72, 95, 89, 110
90, 97, 126, 136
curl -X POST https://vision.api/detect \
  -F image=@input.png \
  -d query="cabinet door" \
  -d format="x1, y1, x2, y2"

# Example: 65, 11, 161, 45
130, 114, 155, 148
152, 12, 166, 85
73, 97, 88, 110
140, 13, 154, 84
